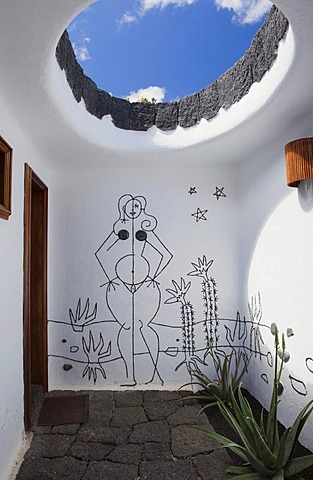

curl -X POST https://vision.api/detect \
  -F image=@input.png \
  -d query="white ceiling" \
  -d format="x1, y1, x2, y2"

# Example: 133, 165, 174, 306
0, 0, 313, 166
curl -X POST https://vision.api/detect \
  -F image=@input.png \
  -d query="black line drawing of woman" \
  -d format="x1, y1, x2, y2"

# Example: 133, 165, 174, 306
95, 194, 173, 386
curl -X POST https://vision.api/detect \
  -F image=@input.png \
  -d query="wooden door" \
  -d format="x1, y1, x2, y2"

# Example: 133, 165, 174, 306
23, 164, 48, 430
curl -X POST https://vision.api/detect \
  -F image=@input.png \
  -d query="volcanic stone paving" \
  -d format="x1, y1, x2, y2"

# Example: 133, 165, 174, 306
16, 390, 231, 480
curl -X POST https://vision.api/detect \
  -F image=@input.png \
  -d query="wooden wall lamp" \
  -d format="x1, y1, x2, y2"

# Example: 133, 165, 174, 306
285, 137, 313, 187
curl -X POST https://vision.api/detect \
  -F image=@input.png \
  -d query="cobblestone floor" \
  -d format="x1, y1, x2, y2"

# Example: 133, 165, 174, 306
16, 389, 231, 480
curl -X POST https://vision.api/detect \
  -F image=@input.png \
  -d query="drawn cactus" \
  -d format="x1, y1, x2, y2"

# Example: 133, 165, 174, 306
69, 298, 97, 332
82, 331, 111, 384
188, 255, 219, 348
165, 278, 198, 370
181, 301, 196, 356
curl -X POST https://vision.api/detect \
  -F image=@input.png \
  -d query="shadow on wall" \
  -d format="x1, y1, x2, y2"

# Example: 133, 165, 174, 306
246, 180, 313, 449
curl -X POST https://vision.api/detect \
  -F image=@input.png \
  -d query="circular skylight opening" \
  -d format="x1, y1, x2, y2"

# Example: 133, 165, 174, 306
52, 0, 292, 151
67, 0, 271, 103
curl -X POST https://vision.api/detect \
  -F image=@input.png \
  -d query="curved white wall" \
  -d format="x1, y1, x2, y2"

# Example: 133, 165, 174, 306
243, 153, 313, 451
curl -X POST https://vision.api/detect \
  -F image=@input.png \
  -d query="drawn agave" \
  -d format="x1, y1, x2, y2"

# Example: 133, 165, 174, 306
82, 331, 111, 384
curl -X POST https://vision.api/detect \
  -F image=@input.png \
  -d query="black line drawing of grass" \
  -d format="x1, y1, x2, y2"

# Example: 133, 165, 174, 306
225, 311, 248, 346
69, 298, 97, 333
248, 292, 264, 360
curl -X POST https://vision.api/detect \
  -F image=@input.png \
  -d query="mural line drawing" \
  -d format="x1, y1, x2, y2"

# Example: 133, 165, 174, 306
306, 357, 313, 374
289, 375, 307, 396
213, 186, 226, 200
261, 373, 269, 384
69, 297, 97, 332
164, 257, 281, 388
95, 194, 173, 386
82, 331, 111, 384
165, 277, 204, 371
188, 187, 197, 195
188, 256, 219, 355
191, 207, 208, 223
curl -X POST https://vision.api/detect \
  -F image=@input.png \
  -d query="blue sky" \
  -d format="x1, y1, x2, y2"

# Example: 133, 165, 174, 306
68, 0, 271, 102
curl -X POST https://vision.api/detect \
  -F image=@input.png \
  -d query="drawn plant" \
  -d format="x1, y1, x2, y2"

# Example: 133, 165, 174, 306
165, 278, 191, 306
194, 324, 313, 479
165, 278, 203, 370
69, 298, 97, 333
188, 256, 219, 352
225, 311, 248, 348
82, 331, 111, 384
248, 292, 265, 360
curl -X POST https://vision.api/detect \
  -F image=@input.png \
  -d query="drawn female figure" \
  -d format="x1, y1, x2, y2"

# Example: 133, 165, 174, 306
95, 194, 173, 386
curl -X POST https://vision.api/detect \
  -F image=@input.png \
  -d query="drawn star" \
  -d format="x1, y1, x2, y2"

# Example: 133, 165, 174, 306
191, 207, 208, 222
213, 186, 226, 200
188, 186, 197, 195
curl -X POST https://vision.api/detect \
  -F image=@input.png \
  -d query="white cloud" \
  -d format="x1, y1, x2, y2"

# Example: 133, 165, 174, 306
118, 0, 269, 29
214, 0, 271, 24
72, 33, 92, 62
139, 0, 196, 13
117, 11, 138, 28
73, 44, 92, 61
126, 86, 166, 102
117, 0, 196, 28
68, 18, 88, 33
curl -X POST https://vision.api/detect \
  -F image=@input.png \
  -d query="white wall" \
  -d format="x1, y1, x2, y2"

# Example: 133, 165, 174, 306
241, 149, 313, 450
48, 161, 241, 390
0, 95, 52, 479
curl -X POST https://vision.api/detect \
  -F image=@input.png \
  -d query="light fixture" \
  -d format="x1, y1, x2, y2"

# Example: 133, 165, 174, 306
285, 137, 313, 187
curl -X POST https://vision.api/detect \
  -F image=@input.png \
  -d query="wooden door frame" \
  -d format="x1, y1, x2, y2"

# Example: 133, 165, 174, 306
23, 164, 48, 431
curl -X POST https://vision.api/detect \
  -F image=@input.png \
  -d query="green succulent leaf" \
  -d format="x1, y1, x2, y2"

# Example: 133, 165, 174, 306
198, 401, 218, 413
284, 454, 313, 477
183, 347, 251, 409
278, 401, 313, 468
227, 472, 264, 479
192, 426, 249, 462
184, 328, 313, 480
226, 465, 256, 474
245, 415, 277, 467
271, 469, 284, 480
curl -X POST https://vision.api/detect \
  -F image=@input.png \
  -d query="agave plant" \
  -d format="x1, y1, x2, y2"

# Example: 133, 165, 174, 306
181, 346, 250, 409
195, 325, 313, 479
